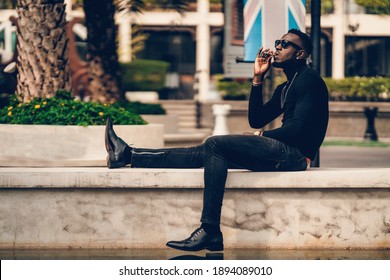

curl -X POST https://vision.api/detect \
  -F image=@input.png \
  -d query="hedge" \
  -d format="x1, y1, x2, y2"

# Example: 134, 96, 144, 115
120, 59, 170, 92
114, 101, 166, 115
216, 76, 390, 102
323, 77, 390, 101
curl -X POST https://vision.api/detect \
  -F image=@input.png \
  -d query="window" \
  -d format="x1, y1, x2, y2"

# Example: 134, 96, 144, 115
345, 36, 390, 77
231, 0, 244, 45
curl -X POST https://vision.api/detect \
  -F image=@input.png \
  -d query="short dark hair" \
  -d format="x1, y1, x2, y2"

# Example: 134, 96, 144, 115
287, 28, 313, 56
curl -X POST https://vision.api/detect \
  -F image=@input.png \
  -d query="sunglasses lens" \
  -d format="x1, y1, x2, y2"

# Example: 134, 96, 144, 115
275, 39, 302, 50
275, 40, 289, 48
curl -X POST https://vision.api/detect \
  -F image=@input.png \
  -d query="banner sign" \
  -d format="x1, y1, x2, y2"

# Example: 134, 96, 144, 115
243, 0, 306, 61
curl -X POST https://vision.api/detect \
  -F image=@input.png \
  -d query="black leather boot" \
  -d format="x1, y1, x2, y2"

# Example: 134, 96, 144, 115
105, 118, 129, 168
166, 227, 224, 252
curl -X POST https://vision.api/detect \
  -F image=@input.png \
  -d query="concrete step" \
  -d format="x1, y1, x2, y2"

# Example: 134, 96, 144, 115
159, 101, 199, 131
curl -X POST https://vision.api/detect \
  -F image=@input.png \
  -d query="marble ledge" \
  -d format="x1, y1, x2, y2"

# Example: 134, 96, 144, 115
0, 167, 389, 189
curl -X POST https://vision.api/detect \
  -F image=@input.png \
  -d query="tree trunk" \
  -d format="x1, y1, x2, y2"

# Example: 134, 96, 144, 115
66, 18, 90, 100
16, 0, 70, 102
83, 0, 123, 103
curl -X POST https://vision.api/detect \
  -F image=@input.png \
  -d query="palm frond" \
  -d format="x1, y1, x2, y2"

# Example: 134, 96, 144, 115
158, 0, 189, 14
115, 0, 146, 13
1, 0, 17, 9
115, 0, 189, 14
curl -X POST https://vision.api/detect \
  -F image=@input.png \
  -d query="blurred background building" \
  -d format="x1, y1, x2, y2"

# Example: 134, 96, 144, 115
1, 0, 389, 100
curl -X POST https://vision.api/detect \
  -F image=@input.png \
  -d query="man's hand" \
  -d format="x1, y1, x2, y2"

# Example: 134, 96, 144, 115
253, 47, 273, 83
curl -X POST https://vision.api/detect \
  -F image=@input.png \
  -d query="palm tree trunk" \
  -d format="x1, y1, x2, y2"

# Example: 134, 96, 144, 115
16, 0, 70, 102
83, 0, 122, 103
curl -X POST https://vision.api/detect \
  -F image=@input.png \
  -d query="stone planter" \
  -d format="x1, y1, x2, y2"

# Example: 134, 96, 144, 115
125, 91, 159, 102
141, 114, 178, 133
0, 124, 164, 167
200, 101, 390, 138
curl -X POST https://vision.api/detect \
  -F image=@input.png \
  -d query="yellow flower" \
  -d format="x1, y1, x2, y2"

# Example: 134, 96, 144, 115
103, 103, 107, 107
99, 112, 104, 116
8, 111, 12, 116
34, 104, 40, 109
61, 103, 65, 106
7, 106, 13, 111
43, 101, 47, 105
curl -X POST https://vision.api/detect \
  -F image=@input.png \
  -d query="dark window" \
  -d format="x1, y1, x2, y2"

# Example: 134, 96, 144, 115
137, 29, 196, 74
211, 29, 224, 74
231, 0, 244, 45
345, 36, 390, 77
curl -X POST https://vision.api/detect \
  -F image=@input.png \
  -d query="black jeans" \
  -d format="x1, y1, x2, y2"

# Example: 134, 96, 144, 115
130, 135, 308, 226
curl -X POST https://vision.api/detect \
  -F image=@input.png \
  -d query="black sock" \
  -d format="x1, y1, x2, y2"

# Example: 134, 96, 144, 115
202, 223, 220, 234
124, 146, 132, 164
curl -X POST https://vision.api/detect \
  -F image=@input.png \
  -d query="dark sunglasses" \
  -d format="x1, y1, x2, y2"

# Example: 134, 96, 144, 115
275, 39, 302, 50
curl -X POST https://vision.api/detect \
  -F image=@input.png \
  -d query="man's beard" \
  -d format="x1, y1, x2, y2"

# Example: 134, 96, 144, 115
272, 61, 283, 68
272, 59, 295, 69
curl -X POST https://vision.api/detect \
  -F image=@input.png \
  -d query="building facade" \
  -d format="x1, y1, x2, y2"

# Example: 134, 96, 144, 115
1, 0, 389, 100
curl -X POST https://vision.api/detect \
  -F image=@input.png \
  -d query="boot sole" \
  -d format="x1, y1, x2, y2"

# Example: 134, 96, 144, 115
105, 119, 114, 153
106, 153, 126, 169
207, 244, 224, 251
105, 119, 127, 169
166, 242, 224, 252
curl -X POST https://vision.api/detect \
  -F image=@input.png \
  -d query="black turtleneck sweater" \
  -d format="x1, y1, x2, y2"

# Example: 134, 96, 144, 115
248, 65, 329, 160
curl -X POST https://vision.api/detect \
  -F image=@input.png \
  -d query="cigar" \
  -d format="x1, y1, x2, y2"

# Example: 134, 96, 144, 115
260, 50, 274, 59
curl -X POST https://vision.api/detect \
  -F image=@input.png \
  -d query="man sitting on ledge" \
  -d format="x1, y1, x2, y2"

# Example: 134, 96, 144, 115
105, 29, 329, 252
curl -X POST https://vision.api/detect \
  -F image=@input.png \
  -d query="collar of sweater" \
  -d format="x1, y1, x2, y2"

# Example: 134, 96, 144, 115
283, 61, 307, 81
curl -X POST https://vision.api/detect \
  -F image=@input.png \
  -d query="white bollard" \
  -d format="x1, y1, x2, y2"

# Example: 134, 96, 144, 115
212, 104, 231, 135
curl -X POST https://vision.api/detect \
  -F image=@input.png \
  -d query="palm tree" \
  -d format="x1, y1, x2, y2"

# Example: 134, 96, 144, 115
83, 0, 188, 103
14, 0, 188, 103
15, 0, 71, 102
83, 0, 123, 103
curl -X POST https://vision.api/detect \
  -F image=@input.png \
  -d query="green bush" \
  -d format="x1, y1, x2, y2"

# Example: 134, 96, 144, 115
216, 75, 390, 102
355, 0, 390, 14
120, 59, 170, 91
273, 76, 389, 102
324, 77, 390, 101
216, 77, 251, 100
113, 101, 166, 115
0, 91, 146, 126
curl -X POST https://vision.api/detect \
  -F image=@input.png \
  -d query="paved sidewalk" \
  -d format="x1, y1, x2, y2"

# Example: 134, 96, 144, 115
320, 146, 390, 168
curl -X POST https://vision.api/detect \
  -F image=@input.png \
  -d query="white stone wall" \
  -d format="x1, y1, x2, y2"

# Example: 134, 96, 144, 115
0, 124, 164, 167
0, 168, 389, 249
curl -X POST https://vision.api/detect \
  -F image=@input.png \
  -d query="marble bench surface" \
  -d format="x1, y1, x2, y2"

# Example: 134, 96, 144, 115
1, 167, 389, 189
1, 167, 389, 249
